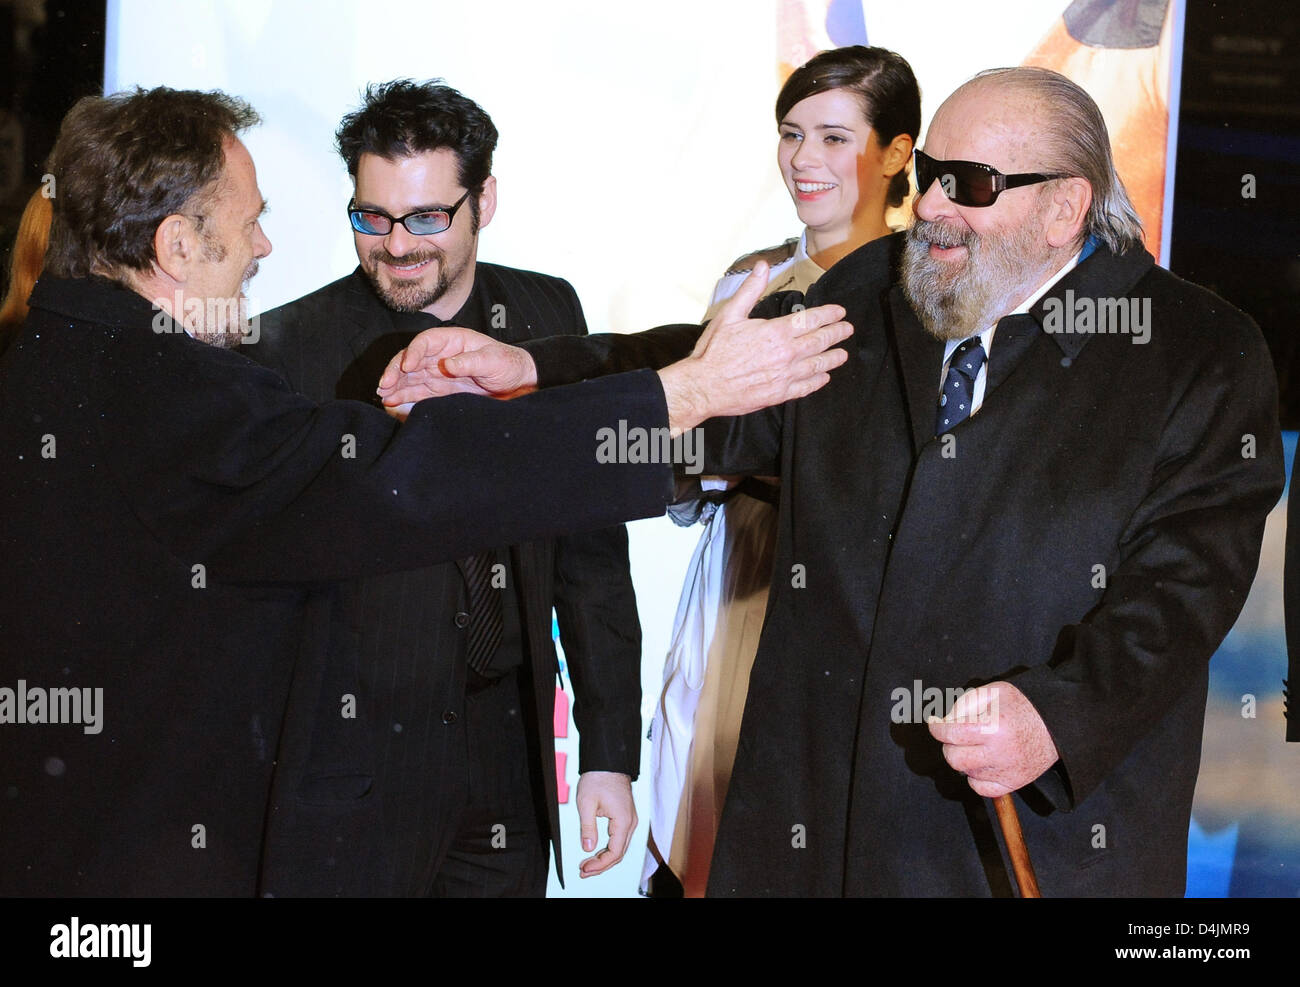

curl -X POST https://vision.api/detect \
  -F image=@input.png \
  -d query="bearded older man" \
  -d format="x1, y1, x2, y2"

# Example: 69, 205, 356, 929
382, 66, 1283, 896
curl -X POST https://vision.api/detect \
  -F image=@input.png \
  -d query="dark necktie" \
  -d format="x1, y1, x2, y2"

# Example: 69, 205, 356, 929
462, 550, 504, 674
391, 301, 506, 673
936, 337, 987, 436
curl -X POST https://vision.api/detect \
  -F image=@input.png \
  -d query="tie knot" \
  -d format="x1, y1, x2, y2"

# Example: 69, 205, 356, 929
950, 337, 986, 382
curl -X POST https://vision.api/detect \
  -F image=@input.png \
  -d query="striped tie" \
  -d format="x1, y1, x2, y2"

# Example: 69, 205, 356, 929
461, 551, 504, 674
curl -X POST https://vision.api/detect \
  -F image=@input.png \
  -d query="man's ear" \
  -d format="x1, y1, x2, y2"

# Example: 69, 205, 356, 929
1045, 177, 1091, 249
880, 133, 914, 178
475, 175, 497, 231
152, 214, 198, 282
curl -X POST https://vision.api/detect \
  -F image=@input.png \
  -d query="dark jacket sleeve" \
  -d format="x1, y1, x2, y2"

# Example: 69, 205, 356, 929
518, 285, 808, 386
521, 322, 703, 386
693, 290, 804, 478
1009, 292, 1285, 803
554, 522, 642, 776
520, 290, 804, 478
93, 329, 675, 584
543, 280, 643, 776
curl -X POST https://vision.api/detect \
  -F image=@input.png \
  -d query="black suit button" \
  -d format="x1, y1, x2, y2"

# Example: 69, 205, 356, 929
442, 710, 459, 725
454, 611, 470, 628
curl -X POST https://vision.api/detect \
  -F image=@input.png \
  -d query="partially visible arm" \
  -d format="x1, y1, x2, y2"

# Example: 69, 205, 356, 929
546, 281, 643, 782
376, 264, 849, 440
544, 280, 643, 876
556, 523, 642, 876
95, 334, 675, 585
515, 272, 703, 383
521, 322, 704, 386
555, 523, 642, 777
1005, 309, 1284, 804
671, 262, 785, 522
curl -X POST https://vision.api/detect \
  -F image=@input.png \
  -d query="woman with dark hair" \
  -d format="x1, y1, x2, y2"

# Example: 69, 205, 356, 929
644, 46, 921, 897
0, 189, 53, 342
703, 45, 920, 318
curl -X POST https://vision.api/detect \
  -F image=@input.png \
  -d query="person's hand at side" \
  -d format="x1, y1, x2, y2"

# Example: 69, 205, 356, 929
574, 770, 637, 878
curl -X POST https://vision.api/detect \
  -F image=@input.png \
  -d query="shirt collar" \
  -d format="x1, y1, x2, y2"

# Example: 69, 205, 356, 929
795, 229, 811, 263
941, 236, 1095, 366
1012, 241, 1088, 317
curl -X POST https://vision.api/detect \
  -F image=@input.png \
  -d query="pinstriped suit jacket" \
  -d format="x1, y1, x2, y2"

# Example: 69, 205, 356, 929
248, 265, 642, 894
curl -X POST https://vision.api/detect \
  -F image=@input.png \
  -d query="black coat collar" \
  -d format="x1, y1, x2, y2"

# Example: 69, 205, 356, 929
29, 275, 164, 329
885, 240, 1155, 453
1029, 242, 1155, 358
339, 265, 496, 360
340, 268, 398, 362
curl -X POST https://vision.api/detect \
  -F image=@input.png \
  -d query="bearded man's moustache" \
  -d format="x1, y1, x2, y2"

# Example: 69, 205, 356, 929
371, 250, 441, 266
909, 220, 974, 250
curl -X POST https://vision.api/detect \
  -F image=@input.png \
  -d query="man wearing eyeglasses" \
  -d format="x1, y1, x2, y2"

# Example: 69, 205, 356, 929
381, 66, 1283, 896
250, 80, 646, 897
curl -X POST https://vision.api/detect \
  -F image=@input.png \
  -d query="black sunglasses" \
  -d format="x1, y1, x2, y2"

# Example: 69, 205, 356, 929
913, 150, 1070, 207
348, 189, 472, 236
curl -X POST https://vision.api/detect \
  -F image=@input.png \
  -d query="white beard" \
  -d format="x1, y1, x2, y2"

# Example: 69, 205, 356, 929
902, 216, 1053, 342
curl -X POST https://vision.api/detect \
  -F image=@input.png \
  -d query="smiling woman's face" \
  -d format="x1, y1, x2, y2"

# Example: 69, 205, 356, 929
777, 87, 887, 240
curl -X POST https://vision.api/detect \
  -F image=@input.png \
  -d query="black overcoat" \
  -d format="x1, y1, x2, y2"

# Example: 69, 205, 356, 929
527, 233, 1284, 896
0, 276, 670, 895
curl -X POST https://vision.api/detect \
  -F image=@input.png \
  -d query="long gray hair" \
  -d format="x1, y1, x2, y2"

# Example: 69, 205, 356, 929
969, 67, 1145, 254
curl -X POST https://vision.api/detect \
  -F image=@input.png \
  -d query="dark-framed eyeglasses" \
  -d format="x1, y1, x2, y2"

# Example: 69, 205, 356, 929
913, 149, 1070, 208
347, 189, 472, 236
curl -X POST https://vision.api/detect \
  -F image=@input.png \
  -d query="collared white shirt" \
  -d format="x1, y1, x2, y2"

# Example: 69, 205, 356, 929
938, 247, 1085, 417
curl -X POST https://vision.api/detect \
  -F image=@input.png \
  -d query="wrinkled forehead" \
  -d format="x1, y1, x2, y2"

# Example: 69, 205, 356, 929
923, 82, 1046, 174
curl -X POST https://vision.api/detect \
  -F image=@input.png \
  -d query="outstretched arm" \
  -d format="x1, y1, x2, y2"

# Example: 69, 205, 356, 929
376, 262, 850, 436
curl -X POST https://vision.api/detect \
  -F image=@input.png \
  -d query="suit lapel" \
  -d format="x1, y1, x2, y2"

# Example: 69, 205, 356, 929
453, 556, 471, 585
344, 271, 398, 361
981, 245, 1157, 400
887, 285, 945, 455
511, 543, 546, 663
468, 268, 506, 342
985, 314, 1041, 393
888, 291, 1066, 449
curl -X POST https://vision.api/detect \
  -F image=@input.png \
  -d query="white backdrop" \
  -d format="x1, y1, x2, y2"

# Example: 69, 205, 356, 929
104, 0, 1181, 897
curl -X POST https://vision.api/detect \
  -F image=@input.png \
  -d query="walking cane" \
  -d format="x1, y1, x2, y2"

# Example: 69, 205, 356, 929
993, 793, 1041, 897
